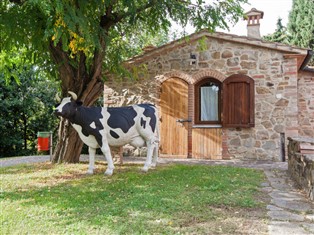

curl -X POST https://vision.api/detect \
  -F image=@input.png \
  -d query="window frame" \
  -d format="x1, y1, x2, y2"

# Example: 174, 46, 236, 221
194, 77, 222, 125
194, 74, 255, 128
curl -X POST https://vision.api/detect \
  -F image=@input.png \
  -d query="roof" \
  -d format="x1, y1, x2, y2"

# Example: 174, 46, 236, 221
127, 29, 312, 71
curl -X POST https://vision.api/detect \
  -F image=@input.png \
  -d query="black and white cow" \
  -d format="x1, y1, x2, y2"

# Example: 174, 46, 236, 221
54, 91, 159, 175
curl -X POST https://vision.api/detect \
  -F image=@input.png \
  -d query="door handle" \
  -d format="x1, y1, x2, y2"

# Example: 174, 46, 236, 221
176, 119, 192, 123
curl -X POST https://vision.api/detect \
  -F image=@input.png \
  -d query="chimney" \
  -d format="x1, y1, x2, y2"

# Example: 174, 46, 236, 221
245, 8, 264, 39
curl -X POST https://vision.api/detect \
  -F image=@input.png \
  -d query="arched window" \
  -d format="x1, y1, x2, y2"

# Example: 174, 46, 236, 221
195, 78, 222, 124
194, 74, 255, 127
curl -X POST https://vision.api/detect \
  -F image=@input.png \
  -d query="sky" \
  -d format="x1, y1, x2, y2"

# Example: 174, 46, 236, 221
172, 0, 293, 37
221, 0, 293, 36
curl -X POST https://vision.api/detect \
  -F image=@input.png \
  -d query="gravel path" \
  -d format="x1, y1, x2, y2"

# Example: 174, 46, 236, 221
0, 155, 51, 167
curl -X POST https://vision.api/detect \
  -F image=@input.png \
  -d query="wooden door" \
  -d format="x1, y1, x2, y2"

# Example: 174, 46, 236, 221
192, 128, 222, 159
160, 78, 189, 158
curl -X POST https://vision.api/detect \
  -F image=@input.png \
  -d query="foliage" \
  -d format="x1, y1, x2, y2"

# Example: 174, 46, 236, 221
0, 64, 59, 158
0, 0, 248, 81
288, 0, 314, 50
263, 0, 314, 66
263, 18, 289, 44
0, 163, 267, 234
288, 0, 314, 66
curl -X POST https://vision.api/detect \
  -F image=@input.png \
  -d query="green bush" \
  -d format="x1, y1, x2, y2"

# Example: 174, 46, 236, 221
0, 66, 59, 157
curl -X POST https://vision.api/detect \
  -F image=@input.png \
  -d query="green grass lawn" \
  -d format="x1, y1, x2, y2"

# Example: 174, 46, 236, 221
0, 162, 268, 234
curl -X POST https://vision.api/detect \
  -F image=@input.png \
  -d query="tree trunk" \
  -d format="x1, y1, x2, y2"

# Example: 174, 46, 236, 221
49, 37, 105, 163
22, 113, 27, 150
52, 118, 83, 163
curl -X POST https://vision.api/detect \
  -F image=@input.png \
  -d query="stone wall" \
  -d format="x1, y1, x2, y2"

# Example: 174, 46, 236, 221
287, 137, 314, 201
298, 70, 314, 137
104, 36, 303, 161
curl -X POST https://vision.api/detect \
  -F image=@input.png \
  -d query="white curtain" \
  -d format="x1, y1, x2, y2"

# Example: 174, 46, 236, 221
200, 86, 219, 121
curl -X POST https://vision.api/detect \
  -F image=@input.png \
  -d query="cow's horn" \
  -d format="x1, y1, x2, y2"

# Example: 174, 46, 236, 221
55, 93, 61, 102
68, 91, 77, 101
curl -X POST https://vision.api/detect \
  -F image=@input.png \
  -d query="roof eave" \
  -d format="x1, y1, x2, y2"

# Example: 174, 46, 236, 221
300, 50, 314, 71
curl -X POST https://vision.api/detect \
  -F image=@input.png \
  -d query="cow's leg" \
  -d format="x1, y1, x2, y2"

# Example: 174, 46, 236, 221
100, 142, 115, 176
142, 140, 154, 172
119, 146, 123, 165
151, 142, 159, 168
87, 147, 96, 174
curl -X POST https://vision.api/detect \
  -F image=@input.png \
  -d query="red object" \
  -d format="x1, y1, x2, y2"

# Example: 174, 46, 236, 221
38, 137, 49, 151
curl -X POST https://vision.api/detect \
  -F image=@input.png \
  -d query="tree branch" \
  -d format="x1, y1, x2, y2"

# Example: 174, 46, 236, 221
8, 0, 25, 5
100, 0, 158, 29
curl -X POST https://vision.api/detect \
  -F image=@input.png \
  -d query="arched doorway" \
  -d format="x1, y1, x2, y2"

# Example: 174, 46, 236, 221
160, 77, 189, 158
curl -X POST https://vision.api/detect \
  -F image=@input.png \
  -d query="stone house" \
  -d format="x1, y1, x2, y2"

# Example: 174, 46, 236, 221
104, 9, 314, 161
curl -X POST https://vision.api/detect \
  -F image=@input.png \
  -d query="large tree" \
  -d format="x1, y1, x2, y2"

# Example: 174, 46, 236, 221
1, 0, 248, 163
288, 0, 314, 50
264, 0, 314, 65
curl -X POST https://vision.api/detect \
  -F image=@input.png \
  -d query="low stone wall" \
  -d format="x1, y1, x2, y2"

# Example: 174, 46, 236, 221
287, 137, 314, 201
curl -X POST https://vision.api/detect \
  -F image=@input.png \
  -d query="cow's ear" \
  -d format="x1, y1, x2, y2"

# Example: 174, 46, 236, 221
76, 101, 83, 106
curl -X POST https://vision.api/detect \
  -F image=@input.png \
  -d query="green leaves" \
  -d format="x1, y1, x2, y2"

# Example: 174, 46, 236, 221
1, 0, 248, 77
288, 0, 314, 50
263, 0, 313, 65
0, 64, 59, 157
263, 18, 289, 44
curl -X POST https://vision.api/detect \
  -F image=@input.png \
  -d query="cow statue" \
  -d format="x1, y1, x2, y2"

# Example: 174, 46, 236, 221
54, 91, 159, 176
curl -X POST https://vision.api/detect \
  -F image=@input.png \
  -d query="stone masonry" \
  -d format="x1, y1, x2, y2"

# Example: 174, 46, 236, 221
288, 137, 314, 201
298, 70, 314, 137
104, 31, 313, 161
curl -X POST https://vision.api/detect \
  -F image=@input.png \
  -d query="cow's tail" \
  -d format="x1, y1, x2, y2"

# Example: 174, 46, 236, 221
155, 106, 160, 144
153, 107, 160, 162
155, 120, 160, 144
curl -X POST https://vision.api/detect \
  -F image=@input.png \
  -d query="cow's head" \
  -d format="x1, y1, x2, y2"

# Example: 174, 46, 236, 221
54, 91, 82, 119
